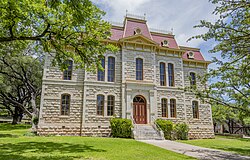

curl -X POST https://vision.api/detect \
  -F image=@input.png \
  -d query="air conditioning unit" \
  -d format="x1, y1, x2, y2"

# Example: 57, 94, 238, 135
187, 51, 195, 59
162, 40, 169, 47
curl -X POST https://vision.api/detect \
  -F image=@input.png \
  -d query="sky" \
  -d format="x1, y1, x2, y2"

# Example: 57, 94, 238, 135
92, 0, 219, 63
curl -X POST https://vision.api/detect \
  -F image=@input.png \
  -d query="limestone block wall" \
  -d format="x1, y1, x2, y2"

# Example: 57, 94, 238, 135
183, 66, 207, 90
124, 49, 154, 81
38, 83, 84, 136
85, 51, 122, 84
156, 89, 185, 121
44, 54, 84, 81
39, 84, 83, 124
84, 84, 122, 124
155, 55, 184, 88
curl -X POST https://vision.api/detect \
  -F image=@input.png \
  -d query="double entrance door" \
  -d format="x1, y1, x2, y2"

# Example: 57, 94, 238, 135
133, 96, 147, 124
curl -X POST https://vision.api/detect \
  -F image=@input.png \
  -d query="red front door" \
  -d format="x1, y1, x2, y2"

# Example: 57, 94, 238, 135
133, 96, 147, 124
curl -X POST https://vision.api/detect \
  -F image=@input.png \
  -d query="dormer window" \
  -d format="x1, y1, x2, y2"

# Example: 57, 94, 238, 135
134, 28, 141, 35
187, 51, 195, 59
161, 40, 169, 47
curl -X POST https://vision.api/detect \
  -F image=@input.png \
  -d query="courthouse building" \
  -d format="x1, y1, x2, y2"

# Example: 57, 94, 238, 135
38, 14, 214, 139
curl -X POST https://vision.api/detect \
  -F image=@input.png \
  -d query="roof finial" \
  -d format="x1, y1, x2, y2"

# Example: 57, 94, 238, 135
171, 28, 174, 34
126, 9, 128, 16
144, 13, 146, 20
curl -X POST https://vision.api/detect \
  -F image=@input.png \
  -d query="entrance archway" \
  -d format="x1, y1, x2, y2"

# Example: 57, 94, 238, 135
133, 95, 147, 124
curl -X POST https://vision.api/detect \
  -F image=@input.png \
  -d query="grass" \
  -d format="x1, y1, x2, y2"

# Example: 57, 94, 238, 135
179, 135, 250, 156
0, 123, 195, 160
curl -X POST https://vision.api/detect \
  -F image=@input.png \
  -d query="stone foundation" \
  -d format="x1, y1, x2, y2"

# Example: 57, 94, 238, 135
37, 125, 111, 137
188, 127, 215, 139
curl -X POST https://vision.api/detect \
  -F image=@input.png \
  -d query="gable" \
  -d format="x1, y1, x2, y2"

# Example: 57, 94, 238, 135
119, 34, 157, 46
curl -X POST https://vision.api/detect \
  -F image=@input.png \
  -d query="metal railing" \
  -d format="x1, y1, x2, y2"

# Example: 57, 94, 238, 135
149, 28, 173, 35
130, 115, 138, 139
151, 116, 165, 139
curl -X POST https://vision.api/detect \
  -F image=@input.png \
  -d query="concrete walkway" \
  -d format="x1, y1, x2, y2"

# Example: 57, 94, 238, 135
139, 140, 250, 160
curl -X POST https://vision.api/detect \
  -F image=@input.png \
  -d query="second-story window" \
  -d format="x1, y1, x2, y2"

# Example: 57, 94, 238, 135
108, 57, 115, 82
168, 63, 174, 86
97, 58, 105, 81
160, 62, 166, 86
136, 58, 143, 80
63, 60, 73, 80
190, 72, 196, 86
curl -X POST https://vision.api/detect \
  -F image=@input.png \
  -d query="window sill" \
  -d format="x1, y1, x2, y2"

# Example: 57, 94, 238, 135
160, 117, 179, 120
59, 115, 70, 118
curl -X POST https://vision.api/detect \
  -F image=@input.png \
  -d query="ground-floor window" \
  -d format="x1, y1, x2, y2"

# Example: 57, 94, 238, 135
107, 95, 115, 116
97, 94, 104, 116
61, 94, 70, 115
192, 101, 199, 118
170, 99, 176, 118
161, 98, 168, 117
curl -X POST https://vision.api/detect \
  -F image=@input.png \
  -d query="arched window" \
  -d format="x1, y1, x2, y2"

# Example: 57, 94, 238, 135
168, 63, 174, 86
108, 57, 115, 82
63, 60, 73, 80
170, 99, 176, 118
61, 94, 70, 115
136, 58, 143, 80
107, 95, 115, 116
190, 72, 196, 86
97, 94, 104, 116
161, 98, 168, 117
97, 58, 105, 81
160, 62, 166, 86
192, 101, 199, 119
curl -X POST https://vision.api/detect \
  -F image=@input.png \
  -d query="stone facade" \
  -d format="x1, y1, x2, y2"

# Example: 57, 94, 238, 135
38, 15, 214, 139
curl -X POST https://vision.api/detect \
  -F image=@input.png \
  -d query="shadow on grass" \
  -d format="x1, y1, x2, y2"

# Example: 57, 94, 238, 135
0, 123, 31, 131
214, 146, 250, 157
0, 133, 19, 138
0, 141, 106, 160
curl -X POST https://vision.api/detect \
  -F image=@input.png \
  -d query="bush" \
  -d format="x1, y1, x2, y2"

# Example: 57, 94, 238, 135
110, 118, 132, 138
155, 119, 189, 140
32, 116, 39, 125
155, 119, 173, 140
173, 123, 189, 140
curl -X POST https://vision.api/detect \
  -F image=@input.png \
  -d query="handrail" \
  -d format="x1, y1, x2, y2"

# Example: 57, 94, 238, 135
130, 115, 136, 125
152, 116, 162, 131
152, 116, 164, 139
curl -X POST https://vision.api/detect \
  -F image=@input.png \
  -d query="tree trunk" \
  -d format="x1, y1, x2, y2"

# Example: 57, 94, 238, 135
12, 107, 19, 125
31, 93, 38, 133
17, 110, 23, 122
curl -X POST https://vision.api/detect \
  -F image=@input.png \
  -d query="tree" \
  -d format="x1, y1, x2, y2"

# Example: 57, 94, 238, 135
0, 0, 117, 129
0, 0, 116, 71
0, 43, 42, 128
188, 0, 250, 115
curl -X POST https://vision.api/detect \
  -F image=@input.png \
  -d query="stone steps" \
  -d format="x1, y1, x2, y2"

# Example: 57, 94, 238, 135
133, 124, 165, 140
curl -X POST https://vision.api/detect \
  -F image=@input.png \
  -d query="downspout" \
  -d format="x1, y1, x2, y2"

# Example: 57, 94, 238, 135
79, 69, 85, 136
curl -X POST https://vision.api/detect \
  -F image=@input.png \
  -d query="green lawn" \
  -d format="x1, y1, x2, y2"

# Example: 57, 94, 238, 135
179, 135, 250, 156
0, 124, 195, 160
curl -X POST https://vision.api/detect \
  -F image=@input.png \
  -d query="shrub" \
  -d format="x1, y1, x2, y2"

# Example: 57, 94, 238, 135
155, 119, 173, 140
32, 116, 39, 125
173, 123, 189, 140
110, 118, 132, 138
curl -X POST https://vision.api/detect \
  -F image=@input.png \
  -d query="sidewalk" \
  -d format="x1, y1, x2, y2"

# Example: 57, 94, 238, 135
139, 140, 250, 160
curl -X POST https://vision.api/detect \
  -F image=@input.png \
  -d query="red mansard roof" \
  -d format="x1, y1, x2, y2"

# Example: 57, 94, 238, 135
123, 19, 152, 39
182, 50, 205, 61
151, 34, 178, 49
109, 16, 206, 62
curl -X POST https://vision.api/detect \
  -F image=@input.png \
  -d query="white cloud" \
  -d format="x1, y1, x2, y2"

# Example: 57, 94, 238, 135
92, 0, 218, 48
